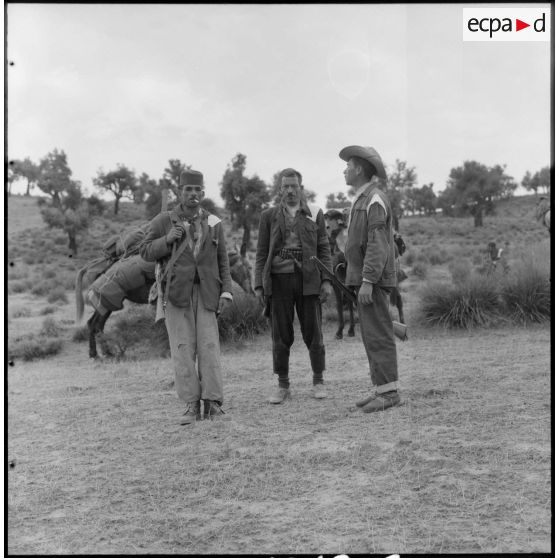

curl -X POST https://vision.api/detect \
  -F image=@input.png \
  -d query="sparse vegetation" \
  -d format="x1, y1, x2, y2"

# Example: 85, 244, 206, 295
9, 335, 63, 361
46, 287, 69, 304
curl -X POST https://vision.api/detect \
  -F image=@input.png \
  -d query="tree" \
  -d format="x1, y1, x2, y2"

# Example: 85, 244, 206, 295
441, 161, 517, 227
220, 153, 270, 254
326, 192, 352, 209
36, 149, 75, 209
33, 149, 90, 255
522, 166, 550, 195
10, 157, 40, 196
40, 202, 90, 256
93, 164, 138, 215
133, 172, 157, 204
384, 160, 417, 231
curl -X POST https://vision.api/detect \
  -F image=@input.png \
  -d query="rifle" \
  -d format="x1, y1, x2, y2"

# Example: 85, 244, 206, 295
154, 185, 170, 322
310, 256, 408, 341
310, 256, 356, 303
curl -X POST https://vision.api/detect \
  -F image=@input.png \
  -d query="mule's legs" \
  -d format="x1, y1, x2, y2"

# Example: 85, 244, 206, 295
395, 289, 405, 324
347, 299, 356, 337
334, 286, 344, 340
87, 310, 111, 358
87, 312, 101, 358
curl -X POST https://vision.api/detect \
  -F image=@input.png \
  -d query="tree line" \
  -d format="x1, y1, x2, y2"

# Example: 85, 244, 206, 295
7, 149, 550, 255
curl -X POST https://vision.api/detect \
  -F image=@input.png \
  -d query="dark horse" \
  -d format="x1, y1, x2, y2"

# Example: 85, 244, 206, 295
324, 209, 406, 340
76, 250, 254, 358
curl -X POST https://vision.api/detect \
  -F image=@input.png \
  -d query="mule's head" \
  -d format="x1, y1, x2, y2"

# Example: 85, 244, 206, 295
229, 255, 255, 295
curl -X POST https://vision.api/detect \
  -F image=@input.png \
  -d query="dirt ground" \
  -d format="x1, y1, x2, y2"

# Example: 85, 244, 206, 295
7, 316, 551, 554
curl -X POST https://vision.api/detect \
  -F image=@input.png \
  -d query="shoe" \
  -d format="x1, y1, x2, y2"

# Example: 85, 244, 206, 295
312, 384, 327, 399
180, 401, 201, 425
203, 400, 226, 420
361, 391, 401, 413
268, 386, 291, 404
355, 394, 376, 407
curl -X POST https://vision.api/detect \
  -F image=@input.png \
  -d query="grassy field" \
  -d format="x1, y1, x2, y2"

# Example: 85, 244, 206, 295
6, 194, 552, 553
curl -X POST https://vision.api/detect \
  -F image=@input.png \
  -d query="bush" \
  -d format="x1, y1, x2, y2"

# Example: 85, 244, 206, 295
500, 251, 550, 324
418, 274, 502, 328
411, 261, 429, 279
41, 317, 62, 337
9, 336, 63, 361
39, 306, 56, 315
110, 304, 170, 357
47, 287, 69, 304
9, 280, 33, 294
218, 292, 269, 342
43, 268, 57, 279
448, 259, 472, 285
11, 306, 32, 318
72, 325, 90, 342
426, 245, 450, 266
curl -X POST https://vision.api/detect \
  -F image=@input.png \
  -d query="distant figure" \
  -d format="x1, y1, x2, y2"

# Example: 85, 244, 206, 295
535, 196, 551, 234
487, 242, 503, 267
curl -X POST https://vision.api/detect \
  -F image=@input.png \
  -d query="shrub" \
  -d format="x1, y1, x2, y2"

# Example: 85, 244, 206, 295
110, 304, 170, 357
11, 306, 32, 318
500, 250, 550, 324
72, 325, 90, 342
418, 274, 501, 328
47, 287, 69, 304
41, 317, 62, 337
411, 261, 429, 279
9, 280, 33, 294
31, 281, 54, 297
39, 306, 56, 315
218, 292, 269, 342
43, 268, 57, 279
448, 259, 472, 285
9, 336, 63, 361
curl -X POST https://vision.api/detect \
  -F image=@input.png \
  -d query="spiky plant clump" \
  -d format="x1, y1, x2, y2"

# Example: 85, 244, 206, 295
418, 275, 502, 329
500, 250, 550, 324
218, 292, 269, 342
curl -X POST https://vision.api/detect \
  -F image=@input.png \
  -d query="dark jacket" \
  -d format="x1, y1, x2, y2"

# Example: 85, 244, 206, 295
345, 184, 396, 288
254, 202, 332, 296
140, 207, 232, 311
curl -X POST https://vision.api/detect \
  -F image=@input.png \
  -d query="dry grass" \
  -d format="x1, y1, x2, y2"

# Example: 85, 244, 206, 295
7, 193, 551, 553
7, 321, 551, 554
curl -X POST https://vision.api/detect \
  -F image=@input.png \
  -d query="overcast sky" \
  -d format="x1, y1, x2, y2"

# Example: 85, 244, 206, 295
7, 3, 551, 206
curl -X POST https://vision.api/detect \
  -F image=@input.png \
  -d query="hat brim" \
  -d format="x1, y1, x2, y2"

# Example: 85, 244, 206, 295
339, 145, 387, 179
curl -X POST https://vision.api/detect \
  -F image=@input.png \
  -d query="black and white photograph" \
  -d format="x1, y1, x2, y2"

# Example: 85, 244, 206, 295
6, 3, 552, 554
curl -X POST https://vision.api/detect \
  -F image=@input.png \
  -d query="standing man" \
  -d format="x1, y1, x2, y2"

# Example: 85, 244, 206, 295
255, 168, 333, 404
140, 169, 233, 425
339, 146, 401, 412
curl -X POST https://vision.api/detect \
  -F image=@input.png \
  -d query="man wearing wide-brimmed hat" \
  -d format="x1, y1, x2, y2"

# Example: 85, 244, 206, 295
339, 145, 401, 412
140, 169, 233, 425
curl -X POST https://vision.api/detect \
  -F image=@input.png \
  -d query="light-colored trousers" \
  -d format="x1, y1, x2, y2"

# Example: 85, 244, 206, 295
164, 285, 223, 404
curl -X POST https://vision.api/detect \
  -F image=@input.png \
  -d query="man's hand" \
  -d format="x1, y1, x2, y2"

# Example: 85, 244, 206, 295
319, 281, 332, 303
166, 225, 184, 245
217, 297, 232, 315
255, 287, 265, 307
358, 281, 374, 305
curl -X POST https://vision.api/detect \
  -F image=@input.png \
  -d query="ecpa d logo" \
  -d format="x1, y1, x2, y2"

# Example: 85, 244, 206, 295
463, 8, 550, 41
